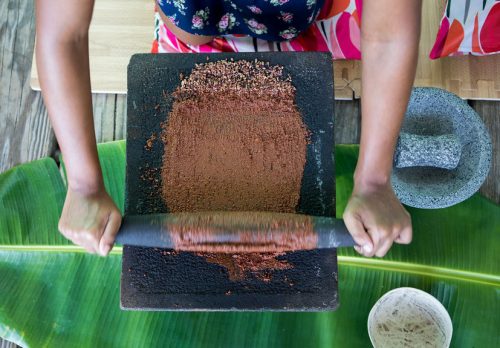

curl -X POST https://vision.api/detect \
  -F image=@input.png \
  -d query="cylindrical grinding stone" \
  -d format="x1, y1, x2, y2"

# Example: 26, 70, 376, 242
394, 133, 461, 170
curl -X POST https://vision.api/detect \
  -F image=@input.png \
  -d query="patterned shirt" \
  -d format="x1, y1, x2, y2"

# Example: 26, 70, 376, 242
157, 0, 325, 41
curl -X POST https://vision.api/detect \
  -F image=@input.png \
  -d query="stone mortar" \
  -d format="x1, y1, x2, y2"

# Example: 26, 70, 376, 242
391, 87, 492, 209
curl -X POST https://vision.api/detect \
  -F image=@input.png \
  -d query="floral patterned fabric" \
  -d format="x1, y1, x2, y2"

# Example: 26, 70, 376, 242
430, 0, 500, 59
157, 0, 325, 41
153, 0, 363, 60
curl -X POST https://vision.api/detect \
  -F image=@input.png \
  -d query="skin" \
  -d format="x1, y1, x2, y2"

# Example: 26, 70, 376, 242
35, 0, 419, 257
344, 0, 421, 257
35, 0, 120, 256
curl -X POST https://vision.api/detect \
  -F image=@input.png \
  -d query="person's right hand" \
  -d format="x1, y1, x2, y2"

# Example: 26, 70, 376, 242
58, 187, 122, 256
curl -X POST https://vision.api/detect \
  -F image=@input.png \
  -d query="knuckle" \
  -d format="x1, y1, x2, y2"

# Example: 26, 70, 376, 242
79, 234, 97, 246
379, 228, 392, 239
76, 230, 88, 239
393, 227, 406, 238
79, 240, 94, 251
86, 233, 99, 242
392, 224, 403, 233
361, 245, 375, 257
86, 229, 101, 239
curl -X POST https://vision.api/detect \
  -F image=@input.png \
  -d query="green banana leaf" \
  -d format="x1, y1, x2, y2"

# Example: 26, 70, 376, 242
0, 140, 498, 347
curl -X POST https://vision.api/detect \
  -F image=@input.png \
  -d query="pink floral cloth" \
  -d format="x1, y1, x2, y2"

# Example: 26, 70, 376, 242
152, 0, 363, 60
430, 0, 500, 59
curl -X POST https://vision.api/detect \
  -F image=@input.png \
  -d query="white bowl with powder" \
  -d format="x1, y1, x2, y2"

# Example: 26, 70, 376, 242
368, 287, 453, 347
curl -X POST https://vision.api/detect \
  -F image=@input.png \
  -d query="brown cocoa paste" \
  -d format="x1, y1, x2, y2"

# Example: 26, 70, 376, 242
161, 59, 308, 213
160, 60, 310, 280
167, 212, 317, 253
196, 252, 292, 282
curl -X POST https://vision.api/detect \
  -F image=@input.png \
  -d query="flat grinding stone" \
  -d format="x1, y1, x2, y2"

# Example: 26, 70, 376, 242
392, 87, 492, 209
122, 246, 338, 311
122, 52, 338, 311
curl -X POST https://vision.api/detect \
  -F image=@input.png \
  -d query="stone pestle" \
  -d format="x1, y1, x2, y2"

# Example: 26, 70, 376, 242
394, 132, 462, 170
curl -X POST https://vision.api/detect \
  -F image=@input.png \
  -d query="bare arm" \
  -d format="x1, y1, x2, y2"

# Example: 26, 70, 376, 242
344, 0, 421, 257
36, 0, 99, 190
36, 0, 121, 256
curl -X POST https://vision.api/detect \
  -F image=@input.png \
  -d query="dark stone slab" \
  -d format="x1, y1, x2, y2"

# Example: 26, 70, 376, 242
122, 52, 338, 311
121, 246, 338, 311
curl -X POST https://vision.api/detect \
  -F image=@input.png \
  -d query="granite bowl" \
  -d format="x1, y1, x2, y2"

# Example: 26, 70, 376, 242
391, 87, 492, 209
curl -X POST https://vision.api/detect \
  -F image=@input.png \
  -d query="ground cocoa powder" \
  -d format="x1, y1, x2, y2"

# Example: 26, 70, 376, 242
161, 59, 308, 213
159, 59, 310, 281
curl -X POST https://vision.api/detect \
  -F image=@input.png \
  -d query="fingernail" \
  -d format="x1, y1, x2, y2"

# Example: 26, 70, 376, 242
354, 245, 361, 253
363, 244, 372, 253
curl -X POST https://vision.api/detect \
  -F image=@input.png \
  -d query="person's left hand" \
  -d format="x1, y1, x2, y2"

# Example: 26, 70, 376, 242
343, 182, 412, 257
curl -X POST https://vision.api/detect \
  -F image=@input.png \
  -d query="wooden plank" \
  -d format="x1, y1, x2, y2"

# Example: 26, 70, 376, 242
113, 94, 128, 141
30, 0, 153, 94
334, 61, 361, 100
92, 94, 127, 143
0, 339, 18, 348
470, 100, 499, 204
335, 100, 361, 144
0, 0, 56, 173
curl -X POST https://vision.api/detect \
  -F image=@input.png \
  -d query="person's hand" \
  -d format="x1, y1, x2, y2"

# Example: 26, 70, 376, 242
343, 182, 412, 257
58, 186, 122, 256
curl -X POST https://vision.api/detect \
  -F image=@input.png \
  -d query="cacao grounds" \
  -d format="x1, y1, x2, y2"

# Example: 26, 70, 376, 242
161, 59, 309, 213
197, 252, 292, 282
159, 59, 310, 282
144, 132, 157, 151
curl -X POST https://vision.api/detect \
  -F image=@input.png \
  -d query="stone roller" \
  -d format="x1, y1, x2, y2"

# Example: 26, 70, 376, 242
117, 211, 355, 252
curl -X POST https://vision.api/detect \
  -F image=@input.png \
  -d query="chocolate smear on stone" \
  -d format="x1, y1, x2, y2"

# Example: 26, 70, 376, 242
166, 212, 317, 253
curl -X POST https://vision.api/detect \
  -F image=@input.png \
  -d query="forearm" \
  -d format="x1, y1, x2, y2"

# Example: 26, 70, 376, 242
36, 1, 102, 193
37, 40, 102, 192
355, 0, 421, 189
